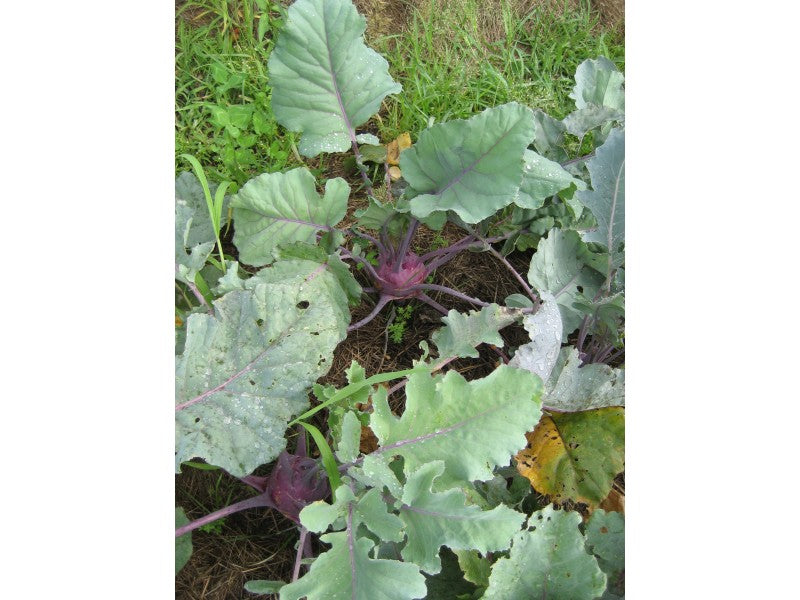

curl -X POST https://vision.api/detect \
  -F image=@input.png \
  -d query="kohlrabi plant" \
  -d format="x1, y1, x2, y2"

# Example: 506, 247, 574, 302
175, 0, 625, 597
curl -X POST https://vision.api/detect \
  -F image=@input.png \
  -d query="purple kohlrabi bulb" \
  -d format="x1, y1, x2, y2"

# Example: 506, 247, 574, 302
377, 252, 426, 291
267, 451, 330, 523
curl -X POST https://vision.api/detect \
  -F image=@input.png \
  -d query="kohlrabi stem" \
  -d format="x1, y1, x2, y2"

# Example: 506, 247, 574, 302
347, 295, 392, 332
175, 493, 274, 538
186, 280, 212, 314
418, 293, 448, 315
393, 218, 419, 272
469, 229, 539, 306
339, 247, 382, 282
350, 139, 376, 199
293, 526, 309, 582
349, 228, 387, 256
412, 283, 490, 307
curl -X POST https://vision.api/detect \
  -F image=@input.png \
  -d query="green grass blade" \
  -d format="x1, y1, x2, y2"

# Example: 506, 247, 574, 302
298, 421, 342, 493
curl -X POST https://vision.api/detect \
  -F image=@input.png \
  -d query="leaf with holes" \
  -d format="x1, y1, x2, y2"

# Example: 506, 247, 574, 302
400, 102, 536, 223
430, 304, 522, 360
268, 0, 402, 157
483, 505, 607, 599
231, 168, 349, 267
515, 407, 624, 507
175, 259, 350, 477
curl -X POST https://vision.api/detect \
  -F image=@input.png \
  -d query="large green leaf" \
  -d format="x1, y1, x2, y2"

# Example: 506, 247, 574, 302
399, 461, 525, 574
577, 128, 625, 272
279, 532, 426, 600
430, 304, 521, 359
175, 259, 349, 476
268, 0, 402, 157
483, 505, 607, 599
527, 229, 605, 337
545, 347, 625, 411
530, 108, 568, 163
514, 150, 585, 211
369, 365, 542, 483
400, 103, 536, 223
231, 168, 349, 267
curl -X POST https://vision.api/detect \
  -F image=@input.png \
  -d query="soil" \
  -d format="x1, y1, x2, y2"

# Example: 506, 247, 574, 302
175, 2, 625, 598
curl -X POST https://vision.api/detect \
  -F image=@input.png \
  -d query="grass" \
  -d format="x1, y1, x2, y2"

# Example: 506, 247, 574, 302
175, 0, 624, 187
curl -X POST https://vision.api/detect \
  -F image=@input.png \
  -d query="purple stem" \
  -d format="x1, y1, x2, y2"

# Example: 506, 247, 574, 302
393, 218, 419, 272
175, 493, 275, 538
347, 295, 392, 332
293, 526, 309, 582
339, 247, 382, 282
419, 234, 476, 262
561, 151, 595, 167
349, 228, 387, 256
480, 239, 539, 306
417, 293, 448, 315
380, 219, 396, 263
412, 283, 490, 307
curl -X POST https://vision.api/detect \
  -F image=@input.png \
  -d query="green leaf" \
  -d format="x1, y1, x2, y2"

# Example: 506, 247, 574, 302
354, 487, 405, 542
299, 421, 343, 493
336, 410, 361, 463
454, 549, 491, 588
508, 292, 562, 383
483, 505, 607, 599
276, 243, 362, 306
348, 453, 403, 500
175, 172, 224, 285
175, 259, 350, 477
545, 348, 625, 411
585, 509, 624, 583
355, 133, 380, 145
577, 128, 625, 272
570, 57, 625, 113
563, 105, 623, 138
300, 484, 356, 533
175, 507, 193, 574
527, 229, 605, 337
514, 150, 585, 211
430, 304, 521, 359
369, 365, 543, 483
279, 532, 426, 600
399, 461, 525, 575
400, 103, 536, 223
531, 108, 568, 163
232, 168, 349, 267
268, 0, 402, 157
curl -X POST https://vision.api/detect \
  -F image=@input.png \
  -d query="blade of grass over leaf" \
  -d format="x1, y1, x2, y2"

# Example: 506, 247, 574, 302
298, 421, 342, 493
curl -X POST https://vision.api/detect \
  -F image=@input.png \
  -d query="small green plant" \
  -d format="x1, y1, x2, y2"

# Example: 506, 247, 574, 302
387, 304, 415, 343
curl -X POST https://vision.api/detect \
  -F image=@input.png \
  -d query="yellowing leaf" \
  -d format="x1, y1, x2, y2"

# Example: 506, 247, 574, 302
515, 407, 624, 508
175, 315, 183, 328
387, 132, 412, 166
388, 166, 402, 180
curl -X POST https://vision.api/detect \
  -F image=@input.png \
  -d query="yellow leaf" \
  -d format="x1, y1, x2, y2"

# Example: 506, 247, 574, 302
175, 315, 183, 328
388, 166, 402, 180
515, 407, 624, 508
386, 132, 412, 166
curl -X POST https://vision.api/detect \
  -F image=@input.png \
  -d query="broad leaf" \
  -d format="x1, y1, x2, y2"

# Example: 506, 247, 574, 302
175, 259, 349, 476
527, 228, 605, 337
369, 365, 543, 483
399, 461, 525, 574
276, 243, 363, 306
175, 172, 221, 285
545, 347, 625, 411
483, 505, 607, 599
514, 150, 585, 211
430, 304, 521, 359
454, 549, 491, 588
577, 128, 625, 272
531, 108, 568, 163
232, 168, 349, 267
570, 57, 625, 113
268, 0, 402, 157
515, 407, 625, 507
279, 532, 426, 600
175, 507, 192, 574
563, 105, 623, 138
400, 103, 536, 223
509, 292, 562, 384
